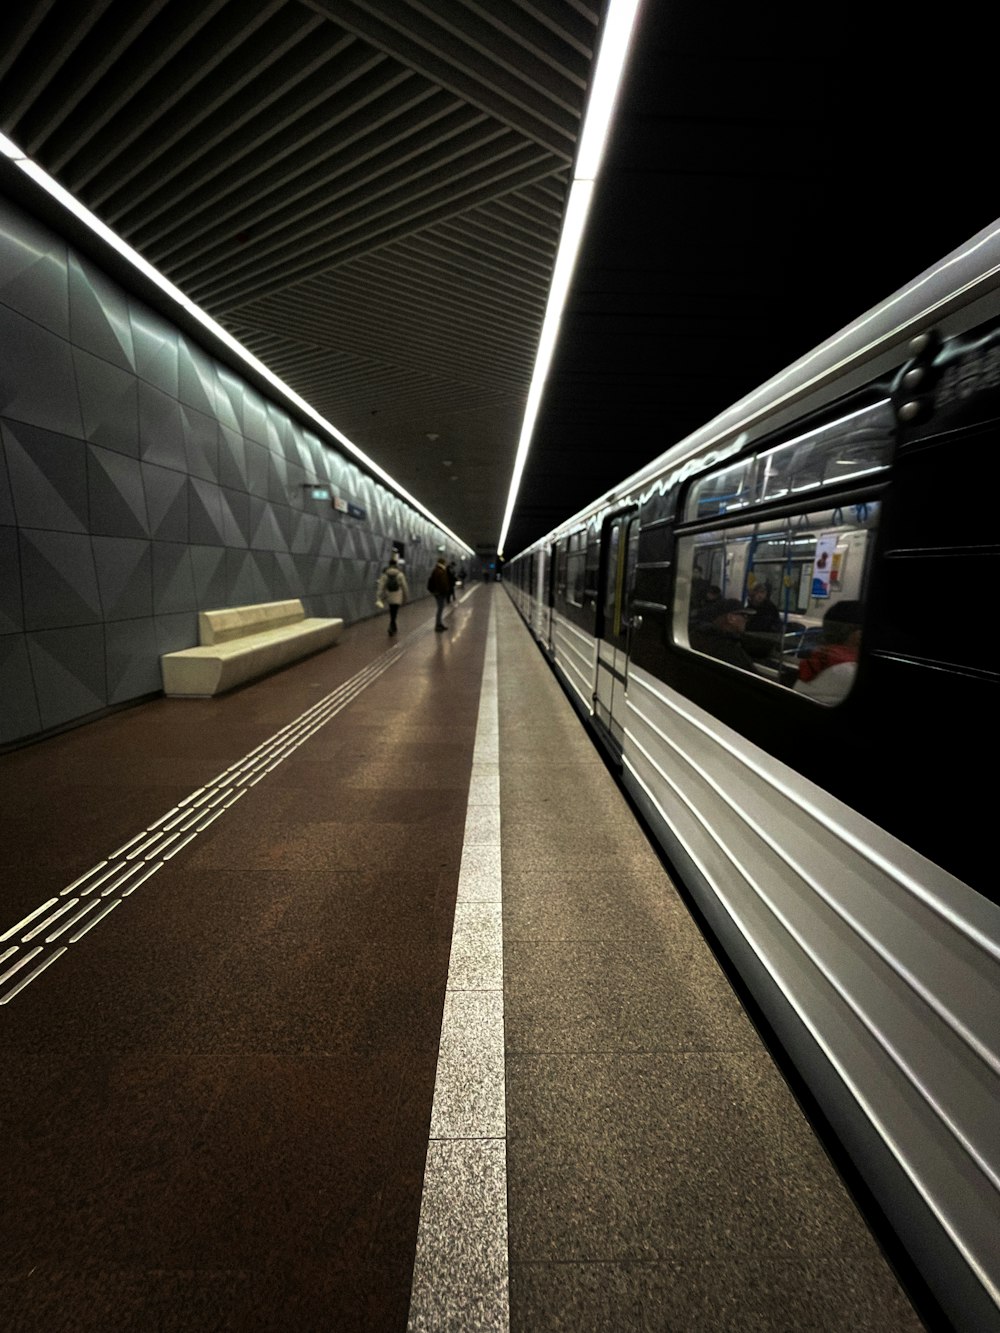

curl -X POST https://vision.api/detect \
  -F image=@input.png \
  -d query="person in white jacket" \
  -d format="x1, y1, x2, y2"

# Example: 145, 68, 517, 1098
376, 556, 409, 635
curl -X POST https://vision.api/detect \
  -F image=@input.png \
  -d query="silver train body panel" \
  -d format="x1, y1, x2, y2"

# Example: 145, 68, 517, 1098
506, 222, 1000, 1331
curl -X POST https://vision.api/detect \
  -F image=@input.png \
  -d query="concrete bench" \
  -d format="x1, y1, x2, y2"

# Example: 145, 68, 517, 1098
160, 598, 343, 697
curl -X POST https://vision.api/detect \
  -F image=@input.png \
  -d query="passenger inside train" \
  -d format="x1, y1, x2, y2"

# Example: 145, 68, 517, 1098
793, 600, 863, 705
744, 579, 783, 630
688, 598, 755, 669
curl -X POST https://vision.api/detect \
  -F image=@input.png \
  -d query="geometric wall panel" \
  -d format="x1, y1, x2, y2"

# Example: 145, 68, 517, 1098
326, 557, 346, 595
92, 535, 153, 621
27, 624, 107, 730
214, 370, 243, 434
153, 611, 199, 657
258, 550, 282, 602
105, 618, 161, 703
265, 406, 290, 457
274, 552, 299, 598
0, 525, 22, 634
225, 549, 270, 606
190, 545, 228, 610
87, 445, 149, 539
250, 500, 287, 553
1, 197, 458, 746
0, 200, 70, 337
188, 478, 226, 547
218, 424, 249, 491
0, 633, 41, 744
177, 339, 218, 417
74, 347, 140, 457
3, 420, 89, 533
273, 504, 295, 553
218, 487, 250, 549
68, 253, 136, 373
181, 403, 219, 483
246, 439, 270, 497
130, 304, 179, 398
318, 522, 339, 559
241, 390, 268, 446
267, 450, 292, 505
19, 528, 102, 630
151, 542, 197, 615
142, 463, 189, 543
138, 380, 187, 471
0, 433, 13, 525
0, 303, 83, 439
290, 511, 321, 556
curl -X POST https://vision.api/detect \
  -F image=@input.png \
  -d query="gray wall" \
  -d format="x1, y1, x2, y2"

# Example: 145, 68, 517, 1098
0, 195, 452, 746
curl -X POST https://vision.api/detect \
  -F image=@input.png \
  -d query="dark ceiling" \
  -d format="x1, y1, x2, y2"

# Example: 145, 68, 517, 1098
2, 1, 996, 559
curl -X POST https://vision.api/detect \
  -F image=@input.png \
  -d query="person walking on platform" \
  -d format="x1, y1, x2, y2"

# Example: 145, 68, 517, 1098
447, 560, 458, 602
376, 555, 408, 635
427, 555, 452, 631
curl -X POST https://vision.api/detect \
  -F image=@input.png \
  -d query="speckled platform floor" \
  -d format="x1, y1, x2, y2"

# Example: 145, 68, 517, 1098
0, 586, 927, 1332
490, 592, 925, 1333
0, 590, 488, 1333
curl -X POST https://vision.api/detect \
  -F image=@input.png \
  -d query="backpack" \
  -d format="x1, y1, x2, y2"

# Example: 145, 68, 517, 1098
385, 569, 400, 593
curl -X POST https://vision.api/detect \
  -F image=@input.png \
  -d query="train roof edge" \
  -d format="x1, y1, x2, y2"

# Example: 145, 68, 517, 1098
513, 217, 1000, 558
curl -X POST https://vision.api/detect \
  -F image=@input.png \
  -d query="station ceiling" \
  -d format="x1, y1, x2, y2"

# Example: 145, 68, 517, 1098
1, 1, 995, 559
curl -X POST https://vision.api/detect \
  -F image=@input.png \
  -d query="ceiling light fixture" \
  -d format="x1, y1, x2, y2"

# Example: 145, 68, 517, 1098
496, 0, 642, 558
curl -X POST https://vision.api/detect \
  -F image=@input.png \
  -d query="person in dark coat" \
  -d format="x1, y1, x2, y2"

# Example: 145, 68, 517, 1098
689, 598, 754, 669
742, 579, 784, 659
692, 585, 723, 623
744, 580, 782, 634
427, 556, 452, 630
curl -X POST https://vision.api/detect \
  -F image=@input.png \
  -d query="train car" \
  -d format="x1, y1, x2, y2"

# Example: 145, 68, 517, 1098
506, 222, 1000, 1333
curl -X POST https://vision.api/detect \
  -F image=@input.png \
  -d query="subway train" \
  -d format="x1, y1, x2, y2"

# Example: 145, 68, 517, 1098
506, 223, 1000, 1332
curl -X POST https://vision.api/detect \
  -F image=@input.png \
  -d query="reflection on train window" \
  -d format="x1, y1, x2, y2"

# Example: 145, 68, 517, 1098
600, 512, 640, 643
685, 456, 756, 520
584, 530, 601, 609
556, 545, 568, 601
675, 500, 879, 703
683, 401, 895, 521
602, 522, 621, 627
566, 530, 586, 606
755, 401, 894, 503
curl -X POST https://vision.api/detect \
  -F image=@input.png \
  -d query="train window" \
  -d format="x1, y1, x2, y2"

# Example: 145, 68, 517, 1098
555, 542, 568, 602
674, 500, 879, 703
756, 401, 895, 502
602, 522, 622, 627
585, 531, 601, 608
625, 520, 640, 614
684, 456, 756, 520
566, 530, 586, 606
683, 402, 895, 522
600, 510, 640, 643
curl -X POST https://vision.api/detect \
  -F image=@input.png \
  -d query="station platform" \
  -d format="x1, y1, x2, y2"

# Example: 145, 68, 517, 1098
0, 583, 924, 1332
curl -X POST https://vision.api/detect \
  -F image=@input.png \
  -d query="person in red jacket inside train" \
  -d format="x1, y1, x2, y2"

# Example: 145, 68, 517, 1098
794, 599, 863, 705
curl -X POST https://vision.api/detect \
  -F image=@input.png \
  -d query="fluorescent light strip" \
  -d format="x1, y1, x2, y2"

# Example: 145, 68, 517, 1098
497, 0, 642, 556
0, 133, 472, 557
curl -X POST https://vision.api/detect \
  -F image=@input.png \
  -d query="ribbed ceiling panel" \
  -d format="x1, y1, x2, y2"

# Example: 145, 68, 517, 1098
0, 0, 601, 546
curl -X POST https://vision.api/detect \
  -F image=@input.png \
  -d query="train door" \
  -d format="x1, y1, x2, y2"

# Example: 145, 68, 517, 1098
593, 506, 639, 756
533, 546, 547, 639
545, 541, 557, 651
